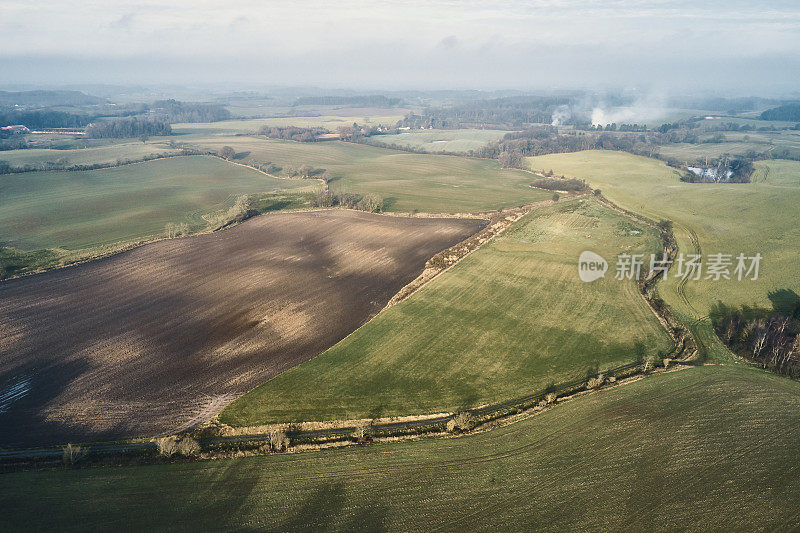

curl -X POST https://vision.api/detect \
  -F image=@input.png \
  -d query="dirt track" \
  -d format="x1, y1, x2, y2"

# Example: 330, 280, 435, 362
0, 210, 484, 447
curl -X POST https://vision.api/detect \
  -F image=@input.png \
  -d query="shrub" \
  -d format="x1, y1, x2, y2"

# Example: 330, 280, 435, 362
156, 436, 200, 457
156, 436, 179, 457
352, 422, 372, 443
176, 437, 200, 457
62, 443, 87, 467
586, 373, 605, 390
545, 392, 558, 404
642, 356, 657, 373
164, 222, 190, 238
268, 429, 290, 452
446, 411, 474, 433
531, 177, 587, 192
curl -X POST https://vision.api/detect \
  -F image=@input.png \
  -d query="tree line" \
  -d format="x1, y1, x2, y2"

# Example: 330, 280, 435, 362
759, 103, 800, 122
309, 190, 384, 212
1, 99, 228, 139
85, 117, 172, 139
0, 108, 92, 130
293, 95, 401, 107
147, 99, 231, 123
399, 96, 573, 129
0, 149, 204, 175
711, 290, 800, 378
258, 125, 326, 142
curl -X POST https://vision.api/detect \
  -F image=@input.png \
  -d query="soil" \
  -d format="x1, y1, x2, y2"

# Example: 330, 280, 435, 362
0, 210, 484, 447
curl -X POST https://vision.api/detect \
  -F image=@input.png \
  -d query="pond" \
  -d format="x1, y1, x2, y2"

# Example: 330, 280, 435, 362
687, 166, 733, 182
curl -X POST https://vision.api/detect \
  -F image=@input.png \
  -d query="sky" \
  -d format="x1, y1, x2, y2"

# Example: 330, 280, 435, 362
2, 0, 799, 95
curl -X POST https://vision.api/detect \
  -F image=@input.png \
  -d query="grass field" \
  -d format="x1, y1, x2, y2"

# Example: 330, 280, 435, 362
190, 137, 552, 213
221, 197, 673, 425
656, 130, 800, 162
173, 112, 407, 135
4, 365, 800, 531
0, 155, 311, 250
224, 104, 412, 119
0, 140, 179, 168
372, 129, 510, 153
526, 150, 800, 362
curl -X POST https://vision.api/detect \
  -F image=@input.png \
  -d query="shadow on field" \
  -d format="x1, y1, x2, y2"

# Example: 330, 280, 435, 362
0, 358, 130, 448
0, 210, 486, 447
280, 482, 388, 531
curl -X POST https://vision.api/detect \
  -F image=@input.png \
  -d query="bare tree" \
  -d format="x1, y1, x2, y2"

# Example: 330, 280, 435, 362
219, 146, 236, 160
268, 428, 290, 452
298, 164, 314, 178
176, 437, 200, 457
62, 443, 87, 466
156, 436, 179, 457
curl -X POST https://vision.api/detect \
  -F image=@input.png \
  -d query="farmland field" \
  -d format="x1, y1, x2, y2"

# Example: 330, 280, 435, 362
371, 129, 511, 153
190, 137, 552, 212
4, 365, 800, 531
222, 197, 673, 425
223, 103, 411, 118
173, 111, 407, 135
0, 140, 179, 168
526, 150, 800, 362
0, 210, 484, 447
0, 155, 311, 251
656, 130, 800, 162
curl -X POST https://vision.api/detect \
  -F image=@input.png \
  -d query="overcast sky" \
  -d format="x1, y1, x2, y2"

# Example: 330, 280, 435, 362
2, 0, 799, 95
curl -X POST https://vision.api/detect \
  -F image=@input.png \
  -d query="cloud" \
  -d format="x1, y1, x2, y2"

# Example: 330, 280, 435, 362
1, 1, 799, 93
437, 36, 459, 50
110, 13, 135, 30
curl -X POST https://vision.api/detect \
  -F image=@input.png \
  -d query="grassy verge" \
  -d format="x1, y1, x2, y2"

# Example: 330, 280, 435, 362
221, 196, 673, 425
3, 365, 800, 531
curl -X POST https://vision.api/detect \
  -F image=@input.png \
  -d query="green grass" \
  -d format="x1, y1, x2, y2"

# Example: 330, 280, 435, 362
189, 137, 551, 213
221, 197, 673, 425
4, 365, 800, 531
372, 129, 510, 153
173, 112, 407, 135
0, 140, 179, 167
0, 155, 312, 250
526, 150, 800, 362
656, 130, 800, 162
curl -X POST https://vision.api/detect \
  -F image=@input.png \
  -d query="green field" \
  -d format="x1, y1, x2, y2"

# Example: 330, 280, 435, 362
4, 365, 800, 531
373, 129, 511, 153
0, 140, 179, 168
189, 137, 551, 213
173, 112, 407, 135
0, 155, 311, 250
221, 197, 673, 425
656, 130, 800, 162
527, 150, 800, 362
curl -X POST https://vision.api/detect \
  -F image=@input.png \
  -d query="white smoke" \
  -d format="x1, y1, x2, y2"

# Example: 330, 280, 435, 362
590, 93, 669, 127
551, 105, 571, 126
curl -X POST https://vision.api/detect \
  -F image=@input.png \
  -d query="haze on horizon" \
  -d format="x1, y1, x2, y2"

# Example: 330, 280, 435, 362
1, 0, 799, 96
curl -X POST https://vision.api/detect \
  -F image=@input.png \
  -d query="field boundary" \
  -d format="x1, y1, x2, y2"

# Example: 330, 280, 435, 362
0, 358, 691, 469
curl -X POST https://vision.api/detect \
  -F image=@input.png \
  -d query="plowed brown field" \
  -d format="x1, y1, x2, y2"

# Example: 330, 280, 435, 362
0, 210, 484, 447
